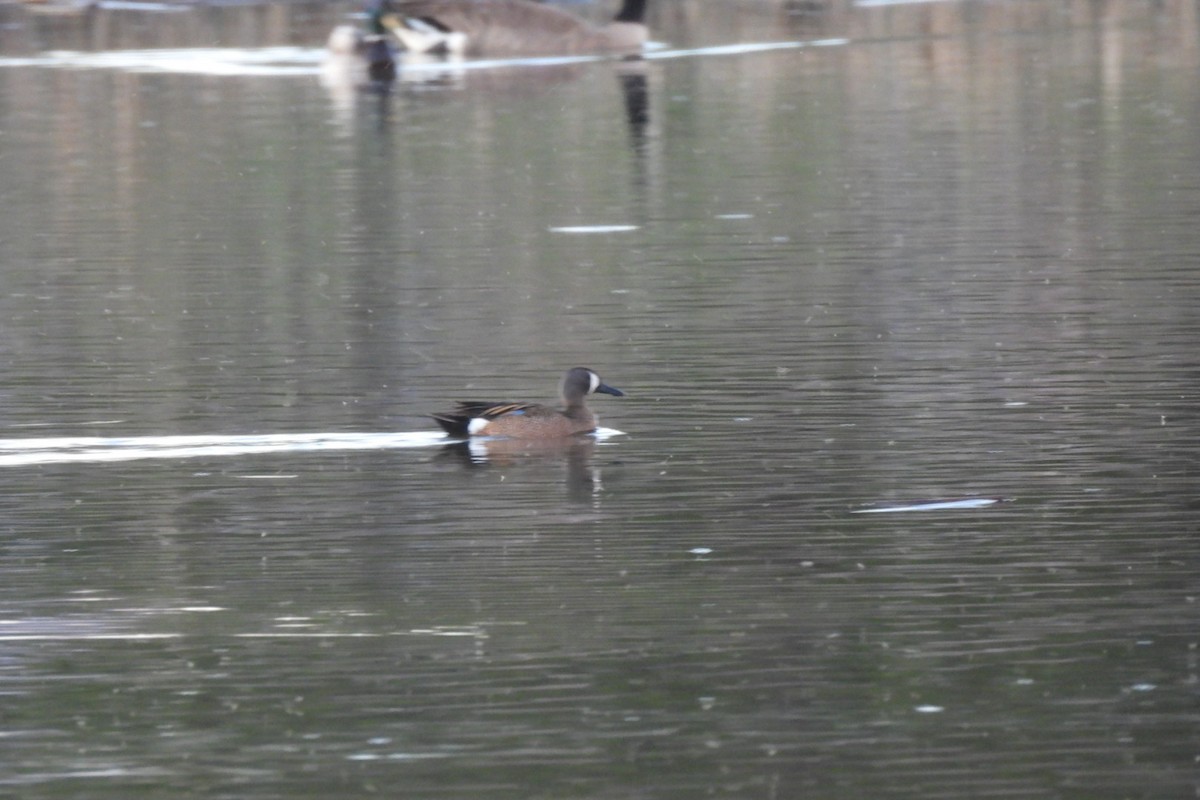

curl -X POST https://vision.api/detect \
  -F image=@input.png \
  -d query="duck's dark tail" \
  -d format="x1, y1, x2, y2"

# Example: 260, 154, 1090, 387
431, 401, 508, 438
431, 412, 471, 438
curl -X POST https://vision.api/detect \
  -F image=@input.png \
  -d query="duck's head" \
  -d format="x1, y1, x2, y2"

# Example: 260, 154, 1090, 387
368, 0, 401, 35
562, 367, 624, 405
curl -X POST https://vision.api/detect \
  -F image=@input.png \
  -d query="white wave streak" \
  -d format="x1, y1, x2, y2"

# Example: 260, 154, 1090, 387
0, 432, 449, 466
851, 497, 1006, 514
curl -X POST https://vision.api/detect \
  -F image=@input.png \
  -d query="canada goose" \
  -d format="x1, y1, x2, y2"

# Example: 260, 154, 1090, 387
390, 0, 649, 57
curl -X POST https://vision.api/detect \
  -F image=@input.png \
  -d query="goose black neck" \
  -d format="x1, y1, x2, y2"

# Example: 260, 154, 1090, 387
613, 0, 648, 24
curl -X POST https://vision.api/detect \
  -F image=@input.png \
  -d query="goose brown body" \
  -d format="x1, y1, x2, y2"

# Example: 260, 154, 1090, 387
432, 367, 624, 439
392, 0, 648, 57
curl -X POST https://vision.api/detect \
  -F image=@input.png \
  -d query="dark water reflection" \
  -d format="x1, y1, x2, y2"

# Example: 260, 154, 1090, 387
1, 1, 1199, 797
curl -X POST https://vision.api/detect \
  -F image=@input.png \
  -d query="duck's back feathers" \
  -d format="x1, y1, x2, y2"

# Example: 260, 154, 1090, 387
431, 401, 540, 438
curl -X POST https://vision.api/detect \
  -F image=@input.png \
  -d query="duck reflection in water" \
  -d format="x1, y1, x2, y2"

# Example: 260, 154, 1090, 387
436, 436, 613, 505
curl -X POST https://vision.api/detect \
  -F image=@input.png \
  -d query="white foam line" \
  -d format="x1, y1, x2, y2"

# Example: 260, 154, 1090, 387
549, 224, 639, 234
645, 39, 849, 60
0, 431, 450, 466
0, 633, 182, 641
0, 38, 848, 77
852, 497, 1005, 513
2, 47, 324, 76
97, 0, 190, 10
235, 632, 384, 638
857, 0, 956, 6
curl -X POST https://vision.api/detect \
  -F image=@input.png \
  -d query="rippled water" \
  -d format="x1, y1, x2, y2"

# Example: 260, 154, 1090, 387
0, 1, 1197, 797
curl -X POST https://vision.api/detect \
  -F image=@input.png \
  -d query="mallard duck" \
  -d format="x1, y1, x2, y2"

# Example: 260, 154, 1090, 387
389, 0, 649, 58
326, 0, 405, 81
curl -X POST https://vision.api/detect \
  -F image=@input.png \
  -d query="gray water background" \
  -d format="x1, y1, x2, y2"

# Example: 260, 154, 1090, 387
0, 1, 1197, 797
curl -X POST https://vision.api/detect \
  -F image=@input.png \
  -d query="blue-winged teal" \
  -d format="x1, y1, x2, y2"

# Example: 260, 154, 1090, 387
432, 367, 624, 439
388, 0, 649, 58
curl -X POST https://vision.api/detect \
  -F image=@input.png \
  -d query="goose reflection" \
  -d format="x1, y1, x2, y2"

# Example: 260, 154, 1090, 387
615, 59, 650, 157
322, 55, 655, 180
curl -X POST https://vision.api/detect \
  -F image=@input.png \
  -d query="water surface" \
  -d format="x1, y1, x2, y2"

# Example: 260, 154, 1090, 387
0, 1, 1197, 797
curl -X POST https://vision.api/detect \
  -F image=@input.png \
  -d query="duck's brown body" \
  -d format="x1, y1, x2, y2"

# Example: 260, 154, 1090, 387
432, 368, 624, 439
